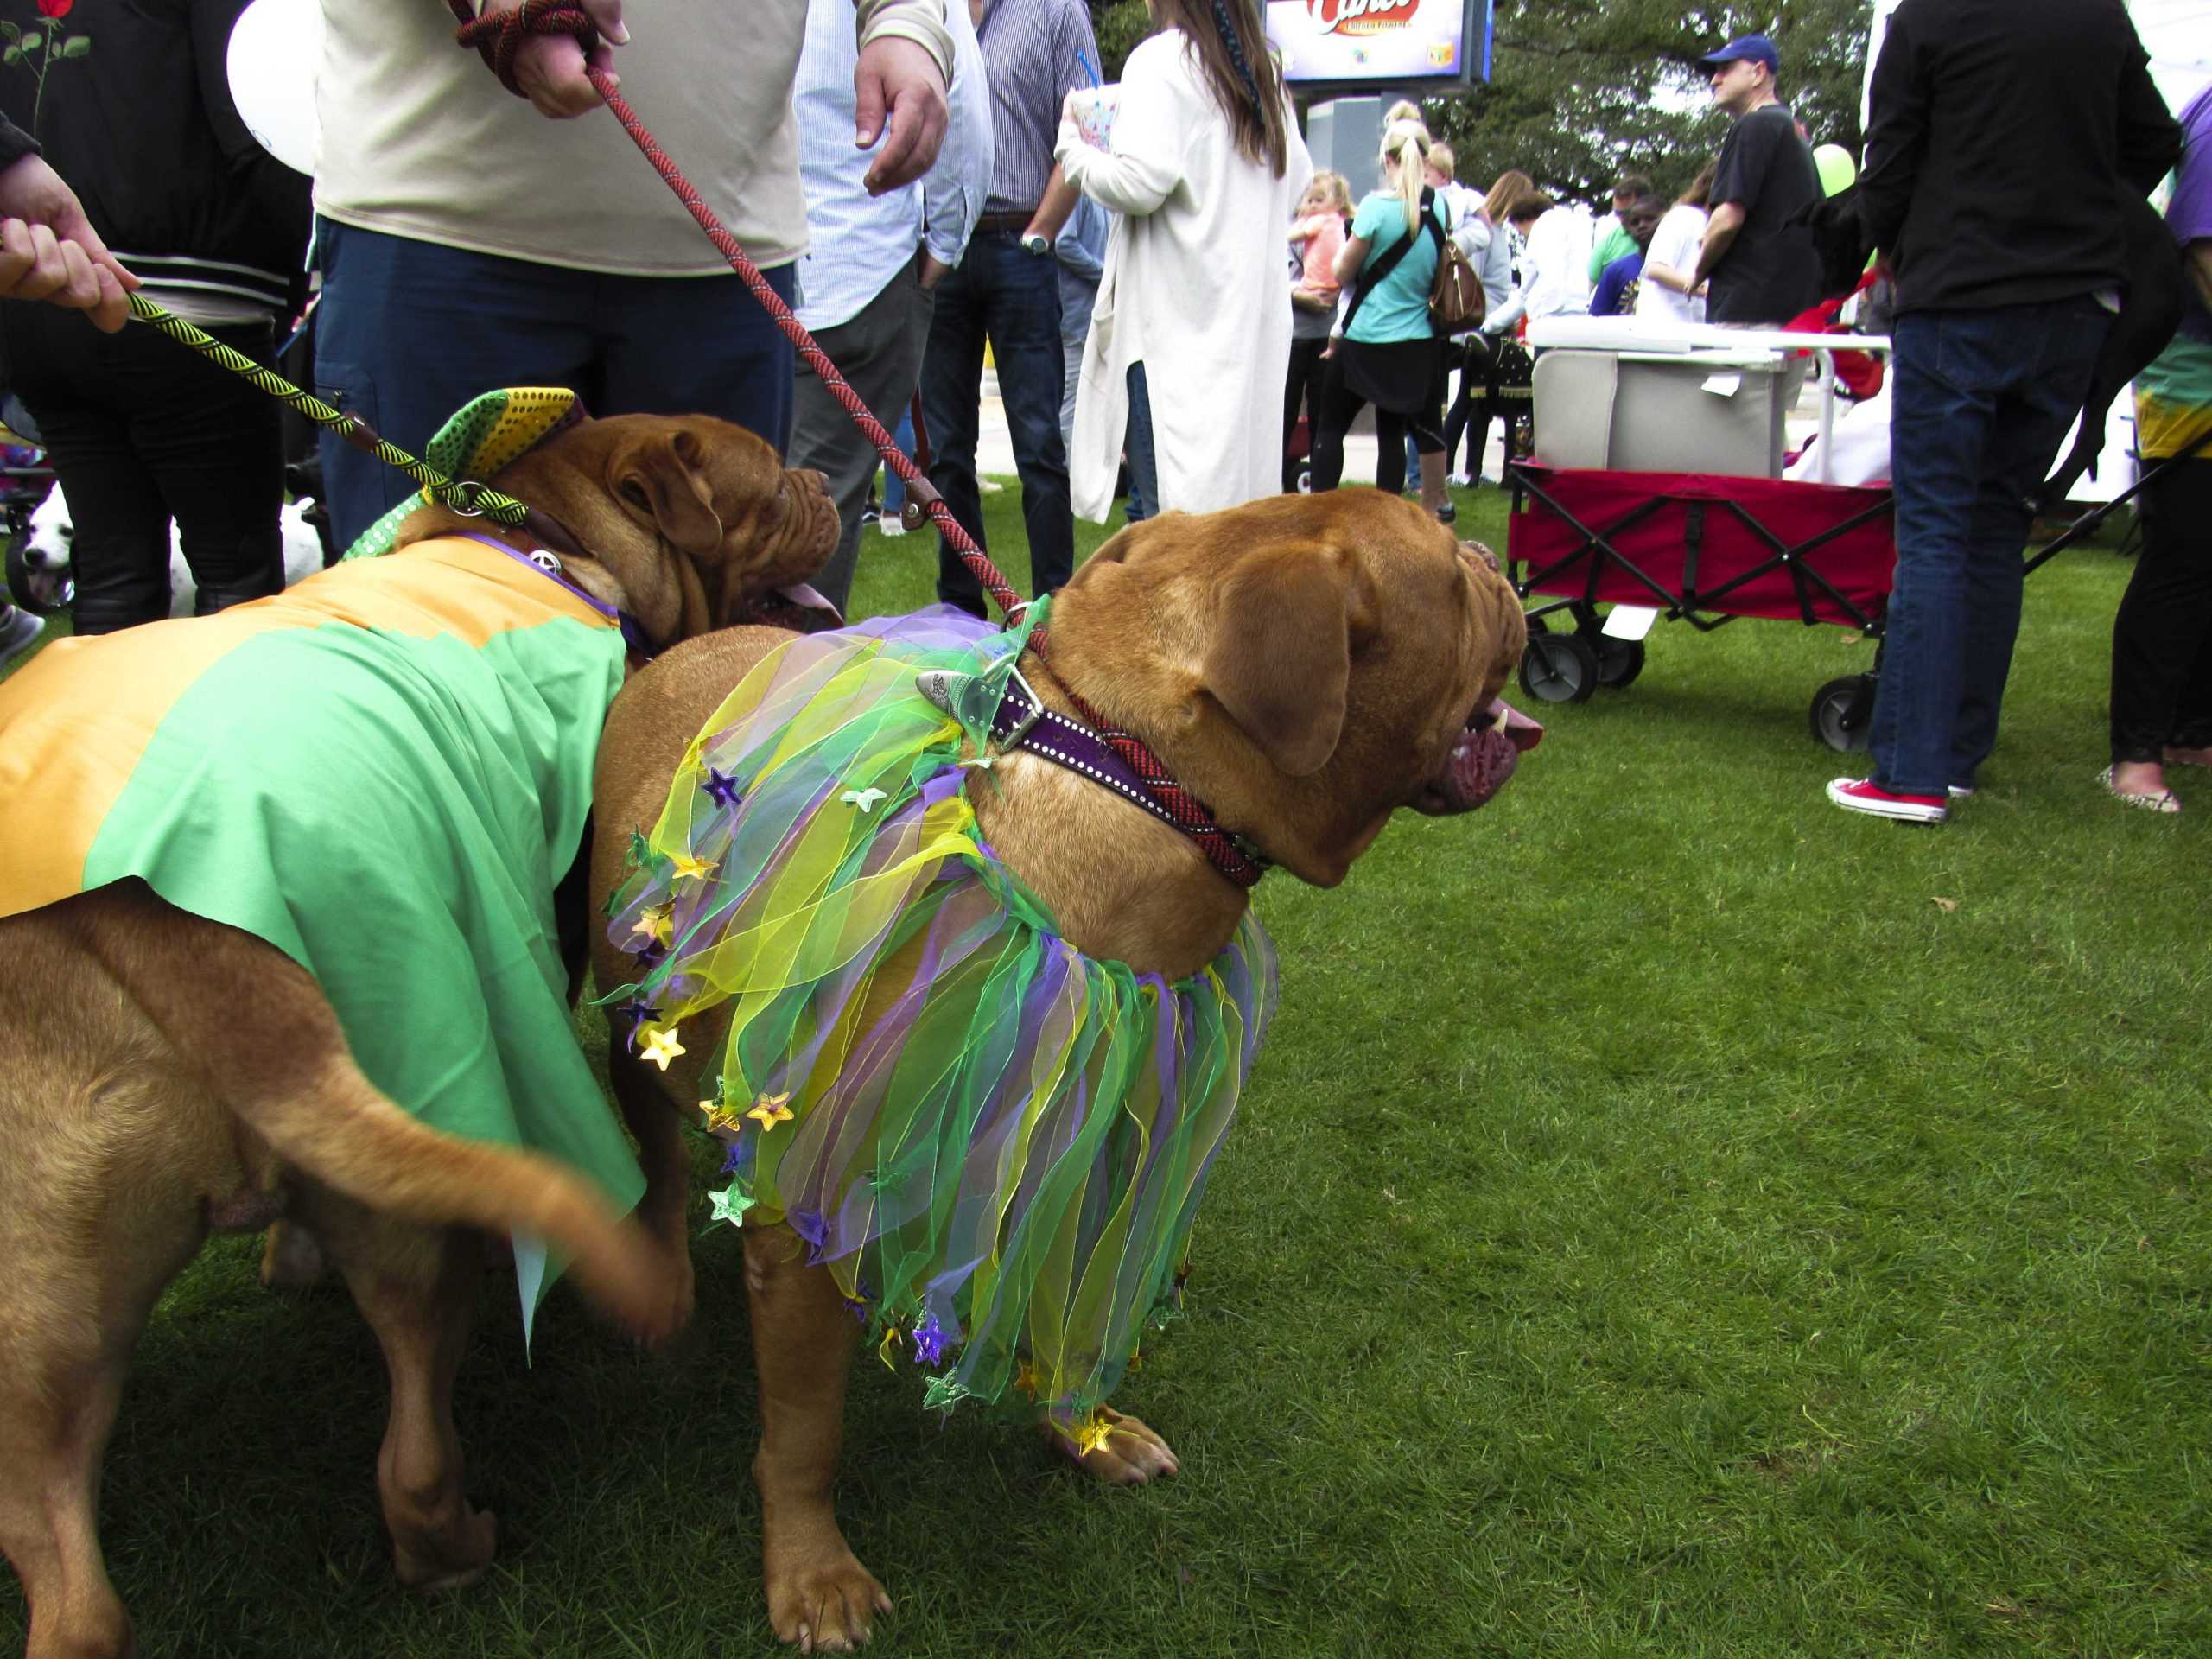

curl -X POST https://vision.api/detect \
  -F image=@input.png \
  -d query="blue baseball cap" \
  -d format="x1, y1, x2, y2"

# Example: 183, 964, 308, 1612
1700, 35, 1779, 73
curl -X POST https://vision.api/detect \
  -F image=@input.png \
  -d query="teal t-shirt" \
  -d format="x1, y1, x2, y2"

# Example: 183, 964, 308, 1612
1347, 189, 1450, 345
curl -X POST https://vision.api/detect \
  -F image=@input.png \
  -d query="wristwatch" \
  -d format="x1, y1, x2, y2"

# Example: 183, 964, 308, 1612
1020, 232, 1051, 256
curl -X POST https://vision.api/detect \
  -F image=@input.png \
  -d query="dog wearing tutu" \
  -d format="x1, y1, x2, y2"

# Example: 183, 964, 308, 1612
589, 488, 1540, 1651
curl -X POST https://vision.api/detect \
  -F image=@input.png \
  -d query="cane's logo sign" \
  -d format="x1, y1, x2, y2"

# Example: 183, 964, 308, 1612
1307, 0, 1421, 36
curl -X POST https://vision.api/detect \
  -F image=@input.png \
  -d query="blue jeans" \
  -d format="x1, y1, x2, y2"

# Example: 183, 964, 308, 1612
881, 410, 917, 515
1123, 360, 1159, 524
918, 231, 1074, 614
1868, 298, 2110, 795
313, 217, 797, 552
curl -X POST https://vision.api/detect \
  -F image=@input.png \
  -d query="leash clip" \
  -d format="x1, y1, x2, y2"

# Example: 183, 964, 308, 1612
915, 659, 1046, 758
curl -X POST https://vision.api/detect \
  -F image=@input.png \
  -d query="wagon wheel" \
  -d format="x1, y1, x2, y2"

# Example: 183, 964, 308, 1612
1519, 631, 1599, 705
1593, 635, 1645, 689
1810, 674, 1877, 753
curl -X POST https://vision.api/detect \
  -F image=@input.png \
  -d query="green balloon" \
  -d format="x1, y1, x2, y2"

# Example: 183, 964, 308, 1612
1815, 143, 1857, 197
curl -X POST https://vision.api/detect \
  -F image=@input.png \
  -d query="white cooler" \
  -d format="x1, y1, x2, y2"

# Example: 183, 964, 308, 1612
1529, 347, 1796, 478
1523, 316, 1892, 483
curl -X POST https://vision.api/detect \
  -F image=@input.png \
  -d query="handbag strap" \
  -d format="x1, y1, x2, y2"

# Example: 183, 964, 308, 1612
1340, 187, 1445, 336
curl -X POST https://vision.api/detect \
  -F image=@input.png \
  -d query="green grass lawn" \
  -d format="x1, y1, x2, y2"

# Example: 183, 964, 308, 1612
6, 482, 2209, 1657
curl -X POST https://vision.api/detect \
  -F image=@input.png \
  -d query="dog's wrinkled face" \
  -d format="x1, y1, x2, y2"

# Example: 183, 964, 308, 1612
1058, 490, 1539, 887
438, 413, 837, 652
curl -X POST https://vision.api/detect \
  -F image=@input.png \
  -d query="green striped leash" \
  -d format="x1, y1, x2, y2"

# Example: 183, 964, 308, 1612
125, 291, 533, 530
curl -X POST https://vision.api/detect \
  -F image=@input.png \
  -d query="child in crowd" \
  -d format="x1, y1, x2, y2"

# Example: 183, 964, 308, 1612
1590, 194, 1667, 316
1284, 170, 1352, 491
1289, 169, 1353, 312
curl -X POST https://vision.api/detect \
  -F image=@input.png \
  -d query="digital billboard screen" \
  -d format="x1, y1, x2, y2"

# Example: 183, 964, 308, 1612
1265, 0, 1491, 97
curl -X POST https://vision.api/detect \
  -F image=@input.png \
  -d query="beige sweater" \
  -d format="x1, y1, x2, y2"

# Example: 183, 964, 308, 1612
315, 1, 950, 276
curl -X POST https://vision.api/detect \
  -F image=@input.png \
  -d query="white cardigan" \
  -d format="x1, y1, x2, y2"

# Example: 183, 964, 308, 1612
1054, 31, 1313, 524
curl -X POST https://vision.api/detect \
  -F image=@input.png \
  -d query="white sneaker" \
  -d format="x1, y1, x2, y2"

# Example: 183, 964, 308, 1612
0, 603, 41, 668
877, 516, 907, 537
1446, 472, 1476, 488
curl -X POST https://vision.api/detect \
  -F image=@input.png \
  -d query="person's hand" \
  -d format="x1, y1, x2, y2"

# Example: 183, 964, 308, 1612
856, 35, 947, 194
0, 156, 137, 334
919, 250, 950, 290
490, 0, 628, 119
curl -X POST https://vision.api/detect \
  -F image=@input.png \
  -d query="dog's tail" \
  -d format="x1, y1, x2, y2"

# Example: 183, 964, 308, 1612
76, 885, 679, 1344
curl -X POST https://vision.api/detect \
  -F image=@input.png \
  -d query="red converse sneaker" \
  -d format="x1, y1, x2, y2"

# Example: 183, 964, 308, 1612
1826, 777, 1948, 823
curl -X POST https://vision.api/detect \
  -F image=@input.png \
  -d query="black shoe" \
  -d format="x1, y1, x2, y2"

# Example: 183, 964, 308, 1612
1435, 502, 1457, 525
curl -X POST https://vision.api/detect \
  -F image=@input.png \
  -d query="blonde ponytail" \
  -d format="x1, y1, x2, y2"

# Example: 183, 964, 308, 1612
1379, 118, 1431, 238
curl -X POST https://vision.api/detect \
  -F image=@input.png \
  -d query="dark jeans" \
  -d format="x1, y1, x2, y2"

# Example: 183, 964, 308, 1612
918, 231, 1074, 615
314, 216, 797, 552
2111, 454, 2212, 762
1123, 360, 1159, 524
1867, 297, 2109, 795
1282, 333, 1329, 492
0, 303, 284, 632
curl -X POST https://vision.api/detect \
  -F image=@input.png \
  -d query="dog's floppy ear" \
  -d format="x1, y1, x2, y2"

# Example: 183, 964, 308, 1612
611, 428, 725, 556
1200, 542, 1363, 777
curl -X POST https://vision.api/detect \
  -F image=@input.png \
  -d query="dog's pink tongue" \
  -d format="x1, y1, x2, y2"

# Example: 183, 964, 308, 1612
1440, 700, 1543, 811
1491, 699, 1544, 753
775, 582, 843, 626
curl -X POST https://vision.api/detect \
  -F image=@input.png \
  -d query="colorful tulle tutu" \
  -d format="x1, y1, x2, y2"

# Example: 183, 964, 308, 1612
603, 604, 1276, 1433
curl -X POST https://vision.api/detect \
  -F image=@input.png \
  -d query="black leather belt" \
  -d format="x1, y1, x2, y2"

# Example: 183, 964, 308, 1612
974, 210, 1039, 236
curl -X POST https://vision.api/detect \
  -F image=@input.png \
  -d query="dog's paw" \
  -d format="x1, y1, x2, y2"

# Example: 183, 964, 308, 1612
632, 1254, 696, 1351
764, 1544, 892, 1653
1049, 1404, 1180, 1485
392, 1505, 498, 1592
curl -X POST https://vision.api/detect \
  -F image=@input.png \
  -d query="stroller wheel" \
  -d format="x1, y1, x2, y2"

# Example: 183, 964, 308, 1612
1294, 463, 1312, 494
4, 530, 69, 618
1593, 636, 1645, 689
1810, 674, 1876, 753
1519, 631, 1599, 705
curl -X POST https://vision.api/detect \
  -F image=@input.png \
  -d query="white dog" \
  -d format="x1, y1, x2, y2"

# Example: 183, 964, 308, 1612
22, 487, 328, 617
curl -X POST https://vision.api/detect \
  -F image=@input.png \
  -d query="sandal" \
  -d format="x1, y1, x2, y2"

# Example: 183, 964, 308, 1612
2099, 765, 2182, 814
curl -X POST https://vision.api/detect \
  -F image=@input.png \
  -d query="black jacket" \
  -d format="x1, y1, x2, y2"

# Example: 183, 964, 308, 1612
1859, 0, 2181, 314
0, 0, 309, 312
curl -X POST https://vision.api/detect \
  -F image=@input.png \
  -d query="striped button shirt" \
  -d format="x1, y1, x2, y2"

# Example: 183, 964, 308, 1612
976, 0, 1099, 214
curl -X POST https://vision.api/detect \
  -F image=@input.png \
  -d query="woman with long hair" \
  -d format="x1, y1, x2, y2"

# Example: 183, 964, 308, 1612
1309, 116, 1455, 517
1637, 160, 1717, 324
1055, 0, 1311, 520
1440, 167, 1531, 485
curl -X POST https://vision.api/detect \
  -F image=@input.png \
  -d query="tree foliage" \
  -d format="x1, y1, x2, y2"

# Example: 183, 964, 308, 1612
1088, 1, 1869, 207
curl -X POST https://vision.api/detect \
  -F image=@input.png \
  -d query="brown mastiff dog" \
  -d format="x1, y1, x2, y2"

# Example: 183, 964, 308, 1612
0, 414, 834, 1659
589, 488, 1537, 1651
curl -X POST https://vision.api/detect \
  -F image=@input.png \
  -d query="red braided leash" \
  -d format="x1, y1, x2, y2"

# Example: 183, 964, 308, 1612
450, 3, 1264, 887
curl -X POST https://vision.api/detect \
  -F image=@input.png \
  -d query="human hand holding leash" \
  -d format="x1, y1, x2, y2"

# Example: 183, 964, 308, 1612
482, 0, 629, 118
0, 155, 137, 334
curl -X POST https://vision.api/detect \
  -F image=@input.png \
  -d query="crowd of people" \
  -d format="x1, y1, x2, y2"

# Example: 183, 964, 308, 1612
0, 0, 2205, 823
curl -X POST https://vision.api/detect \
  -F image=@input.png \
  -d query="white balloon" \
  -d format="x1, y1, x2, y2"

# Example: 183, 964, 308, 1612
226, 0, 322, 176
